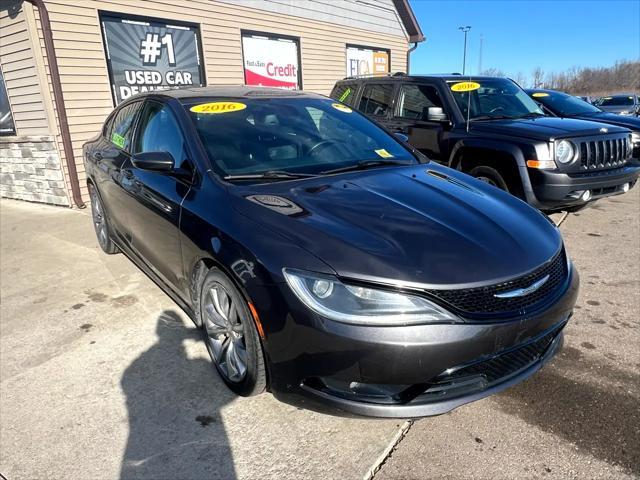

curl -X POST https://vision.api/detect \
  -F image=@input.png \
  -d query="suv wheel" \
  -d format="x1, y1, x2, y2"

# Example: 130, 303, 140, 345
470, 166, 510, 192
200, 268, 267, 396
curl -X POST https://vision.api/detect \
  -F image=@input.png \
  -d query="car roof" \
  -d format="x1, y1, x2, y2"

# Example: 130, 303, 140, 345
128, 86, 325, 102
338, 74, 511, 83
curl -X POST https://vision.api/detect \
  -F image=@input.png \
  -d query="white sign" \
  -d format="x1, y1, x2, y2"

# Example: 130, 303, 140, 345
346, 47, 389, 77
242, 35, 300, 90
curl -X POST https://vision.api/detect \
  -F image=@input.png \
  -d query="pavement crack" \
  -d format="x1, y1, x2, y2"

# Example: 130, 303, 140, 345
363, 419, 414, 480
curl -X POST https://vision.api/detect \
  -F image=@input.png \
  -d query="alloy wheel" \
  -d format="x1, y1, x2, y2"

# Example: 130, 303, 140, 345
203, 283, 248, 383
90, 188, 109, 247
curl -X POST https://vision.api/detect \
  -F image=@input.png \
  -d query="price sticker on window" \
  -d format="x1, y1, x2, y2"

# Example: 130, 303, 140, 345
190, 102, 247, 114
450, 82, 481, 92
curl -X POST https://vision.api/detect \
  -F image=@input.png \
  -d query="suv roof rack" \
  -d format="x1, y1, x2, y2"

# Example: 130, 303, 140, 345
341, 72, 406, 80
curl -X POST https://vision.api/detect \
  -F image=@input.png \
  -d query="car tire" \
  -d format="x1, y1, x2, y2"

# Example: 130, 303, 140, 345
469, 166, 510, 192
200, 268, 267, 397
88, 183, 119, 255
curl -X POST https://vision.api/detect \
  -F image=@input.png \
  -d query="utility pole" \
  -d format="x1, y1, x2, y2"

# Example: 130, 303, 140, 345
458, 26, 472, 75
478, 34, 483, 74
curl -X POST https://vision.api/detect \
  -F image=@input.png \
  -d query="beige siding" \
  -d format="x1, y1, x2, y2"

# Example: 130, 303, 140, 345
0, 1, 50, 136
34, 0, 409, 202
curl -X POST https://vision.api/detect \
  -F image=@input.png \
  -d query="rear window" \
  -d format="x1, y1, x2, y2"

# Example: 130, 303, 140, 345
186, 97, 415, 178
358, 84, 394, 117
598, 95, 635, 106
330, 84, 356, 106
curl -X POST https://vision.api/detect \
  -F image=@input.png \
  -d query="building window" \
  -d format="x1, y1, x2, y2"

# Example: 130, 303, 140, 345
0, 70, 16, 136
241, 31, 302, 90
346, 45, 390, 77
359, 84, 394, 117
99, 12, 205, 106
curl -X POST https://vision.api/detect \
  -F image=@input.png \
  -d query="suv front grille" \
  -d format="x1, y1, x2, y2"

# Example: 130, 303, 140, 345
424, 249, 568, 318
579, 138, 628, 171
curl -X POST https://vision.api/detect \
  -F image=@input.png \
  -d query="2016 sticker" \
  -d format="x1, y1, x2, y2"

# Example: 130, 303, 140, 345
532, 92, 549, 97
190, 102, 247, 114
450, 82, 481, 92
111, 132, 126, 148
331, 103, 353, 113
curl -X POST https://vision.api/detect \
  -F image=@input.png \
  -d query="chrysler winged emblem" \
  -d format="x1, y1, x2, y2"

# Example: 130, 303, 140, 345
494, 275, 550, 298
599, 127, 608, 133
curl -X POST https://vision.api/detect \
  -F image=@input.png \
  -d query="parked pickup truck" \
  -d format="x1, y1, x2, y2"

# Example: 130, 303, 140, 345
331, 74, 640, 212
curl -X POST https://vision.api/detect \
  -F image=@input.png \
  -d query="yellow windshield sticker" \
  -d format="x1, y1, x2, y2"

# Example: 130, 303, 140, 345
451, 81, 481, 92
331, 103, 352, 113
532, 92, 549, 97
190, 102, 247, 114
375, 149, 394, 159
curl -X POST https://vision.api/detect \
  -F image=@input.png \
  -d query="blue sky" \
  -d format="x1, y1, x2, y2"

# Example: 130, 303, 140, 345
408, 0, 640, 81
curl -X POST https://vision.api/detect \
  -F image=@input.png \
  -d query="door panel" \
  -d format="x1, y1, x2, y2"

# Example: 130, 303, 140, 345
123, 100, 191, 290
389, 84, 450, 161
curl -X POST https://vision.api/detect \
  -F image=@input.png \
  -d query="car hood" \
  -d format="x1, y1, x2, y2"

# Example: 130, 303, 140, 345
230, 164, 562, 287
576, 112, 640, 129
468, 116, 629, 141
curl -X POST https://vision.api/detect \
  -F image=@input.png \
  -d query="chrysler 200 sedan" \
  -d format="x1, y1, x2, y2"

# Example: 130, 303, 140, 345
84, 87, 579, 417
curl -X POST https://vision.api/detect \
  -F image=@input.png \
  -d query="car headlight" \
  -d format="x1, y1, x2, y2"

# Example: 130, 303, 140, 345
554, 140, 575, 164
283, 269, 457, 325
631, 131, 640, 144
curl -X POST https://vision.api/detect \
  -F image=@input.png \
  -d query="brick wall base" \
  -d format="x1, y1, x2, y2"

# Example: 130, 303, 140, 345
0, 136, 70, 206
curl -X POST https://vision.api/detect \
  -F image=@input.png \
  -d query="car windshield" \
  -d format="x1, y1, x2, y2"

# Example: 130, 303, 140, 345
598, 95, 635, 106
448, 78, 544, 120
531, 91, 602, 116
186, 96, 416, 179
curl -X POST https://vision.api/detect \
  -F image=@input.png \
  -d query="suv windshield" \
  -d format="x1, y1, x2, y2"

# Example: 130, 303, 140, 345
532, 90, 602, 116
448, 78, 544, 120
598, 95, 635, 106
186, 97, 416, 178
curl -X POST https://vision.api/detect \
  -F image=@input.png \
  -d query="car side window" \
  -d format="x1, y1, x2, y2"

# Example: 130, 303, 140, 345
397, 84, 444, 120
358, 83, 394, 117
108, 102, 141, 151
330, 84, 356, 106
134, 102, 186, 168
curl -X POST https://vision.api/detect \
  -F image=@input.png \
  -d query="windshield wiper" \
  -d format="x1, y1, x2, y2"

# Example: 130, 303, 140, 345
470, 114, 519, 121
223, 170, 318, 181
320, 159, 412, 175
516, 112, 546, 119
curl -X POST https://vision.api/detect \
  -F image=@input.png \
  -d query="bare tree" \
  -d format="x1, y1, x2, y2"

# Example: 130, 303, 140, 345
531, 67, 545, 88
479, 67, 505, 77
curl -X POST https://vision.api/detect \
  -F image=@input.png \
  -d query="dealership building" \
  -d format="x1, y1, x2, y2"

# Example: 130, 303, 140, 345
0, 0, 424, 207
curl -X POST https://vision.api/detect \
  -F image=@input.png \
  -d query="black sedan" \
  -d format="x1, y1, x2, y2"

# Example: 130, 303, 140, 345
84, 87, 579, 417
528, 89, 640, 162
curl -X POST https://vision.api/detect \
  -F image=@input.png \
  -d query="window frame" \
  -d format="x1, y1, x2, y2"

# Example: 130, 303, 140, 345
0, 69, 16, 137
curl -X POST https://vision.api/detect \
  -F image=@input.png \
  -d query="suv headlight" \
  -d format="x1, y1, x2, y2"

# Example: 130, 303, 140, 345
554, 140, 575, 164
283, 269, 457, 325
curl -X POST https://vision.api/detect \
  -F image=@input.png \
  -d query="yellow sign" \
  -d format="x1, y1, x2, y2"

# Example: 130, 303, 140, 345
450, 82, 481, 92
331, 103, 352, 113
190, 102, 247, 114
375, 149, 394, 159
532, 92, 549, 97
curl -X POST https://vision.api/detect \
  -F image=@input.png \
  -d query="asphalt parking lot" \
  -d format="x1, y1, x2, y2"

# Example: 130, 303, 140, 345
1, 188, 638, 480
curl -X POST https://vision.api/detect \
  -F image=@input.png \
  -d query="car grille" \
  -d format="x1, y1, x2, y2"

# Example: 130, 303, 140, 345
416, 322, 564, 402
424, 249, 568, 318
579, 137, 628, 171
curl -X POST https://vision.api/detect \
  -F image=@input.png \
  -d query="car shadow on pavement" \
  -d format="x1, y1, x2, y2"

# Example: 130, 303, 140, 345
120, 310, 237, 480
495, 346, 639, 476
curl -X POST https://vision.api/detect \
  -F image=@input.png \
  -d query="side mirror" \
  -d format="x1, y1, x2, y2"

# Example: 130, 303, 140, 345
426, 107, 449, 122
394, 132, 409, 142
132, 151, 174, 172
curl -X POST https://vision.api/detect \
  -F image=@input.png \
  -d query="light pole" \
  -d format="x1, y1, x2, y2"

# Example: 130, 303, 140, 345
458, 26, 471, 75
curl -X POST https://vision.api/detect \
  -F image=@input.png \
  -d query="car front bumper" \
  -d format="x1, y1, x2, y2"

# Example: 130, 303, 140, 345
527, 164, 640, 210
261, 261, 579, 418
